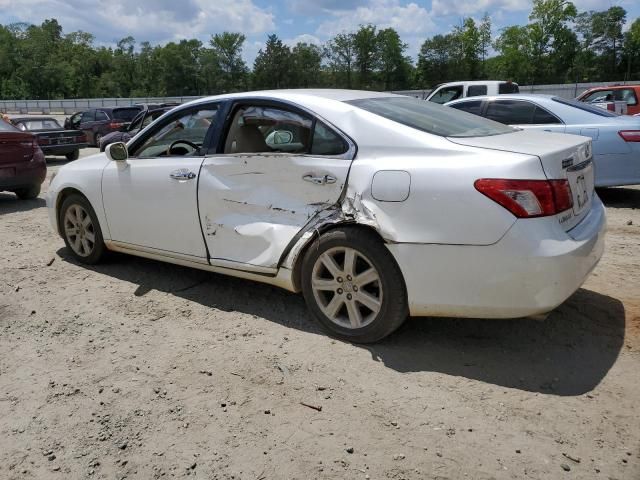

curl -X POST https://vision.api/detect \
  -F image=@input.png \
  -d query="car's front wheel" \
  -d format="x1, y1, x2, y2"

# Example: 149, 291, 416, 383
301, 227, 408, 343
59, 194, 106, 264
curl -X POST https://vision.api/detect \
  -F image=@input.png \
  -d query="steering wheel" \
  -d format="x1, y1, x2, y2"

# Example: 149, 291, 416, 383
166, 140, 199, 156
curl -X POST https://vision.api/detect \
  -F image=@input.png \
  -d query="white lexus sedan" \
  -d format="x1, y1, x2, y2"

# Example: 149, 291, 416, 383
47, 90, 606, 343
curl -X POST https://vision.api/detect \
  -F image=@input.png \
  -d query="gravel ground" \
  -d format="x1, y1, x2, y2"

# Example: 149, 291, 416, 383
1, 149, 639, 479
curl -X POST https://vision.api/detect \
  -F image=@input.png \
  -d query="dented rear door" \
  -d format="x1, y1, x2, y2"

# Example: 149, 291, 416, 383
198, 152, 351, 273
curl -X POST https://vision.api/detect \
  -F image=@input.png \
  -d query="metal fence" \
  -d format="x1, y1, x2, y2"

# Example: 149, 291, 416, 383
0, 96, 203, 114
390, 80, 640, 100
1, 80, 638, 113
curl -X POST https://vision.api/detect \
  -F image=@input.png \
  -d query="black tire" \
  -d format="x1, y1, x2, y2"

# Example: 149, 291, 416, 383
301, 227, 408, 343
65, 150, 79, 161
59, 194, 106, 264
94, 132, 102, 147
15, 184, 41, 200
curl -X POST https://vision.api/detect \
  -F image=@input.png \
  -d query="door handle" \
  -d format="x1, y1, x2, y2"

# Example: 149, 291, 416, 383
170, 169, 196, 180
303, 174, 337, 185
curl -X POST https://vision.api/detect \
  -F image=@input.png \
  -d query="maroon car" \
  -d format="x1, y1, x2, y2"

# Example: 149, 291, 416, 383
0, 119, 46, 200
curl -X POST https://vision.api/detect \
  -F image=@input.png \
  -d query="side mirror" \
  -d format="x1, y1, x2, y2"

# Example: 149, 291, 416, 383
105, 142, 128, 162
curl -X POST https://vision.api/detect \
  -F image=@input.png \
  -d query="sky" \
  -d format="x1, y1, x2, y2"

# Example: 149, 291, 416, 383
0, 0, 638, 64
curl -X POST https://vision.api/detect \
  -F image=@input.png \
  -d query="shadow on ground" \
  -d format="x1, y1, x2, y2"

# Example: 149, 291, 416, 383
597, 186, 640, 209
57, 248, 625, 397
0, 193, 46, 214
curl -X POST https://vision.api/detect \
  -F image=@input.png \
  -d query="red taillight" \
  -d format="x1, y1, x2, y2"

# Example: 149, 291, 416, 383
109, 122, 123, 130
74, 134, 87, 143
474, 179, 573, 218
618, 130, 640, 142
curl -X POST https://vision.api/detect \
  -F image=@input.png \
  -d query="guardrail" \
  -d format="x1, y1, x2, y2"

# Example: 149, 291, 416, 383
0, 96, 203, 114
1, 80, 638, 113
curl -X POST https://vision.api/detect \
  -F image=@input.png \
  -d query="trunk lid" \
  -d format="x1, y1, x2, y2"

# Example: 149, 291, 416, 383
448, 129, 594, 231
0, 131, 36, 166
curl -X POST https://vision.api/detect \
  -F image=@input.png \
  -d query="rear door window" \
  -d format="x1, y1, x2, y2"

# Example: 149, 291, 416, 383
224, 105, 312, 154
532, 107, 562, 124
311, 121, 348, 155
467, 85, 487, 97
485, 100, 536, 124
113, 108, 142, 122
429, 86, 464, 104
449, 100, 483, 116
95, 111, 109, 121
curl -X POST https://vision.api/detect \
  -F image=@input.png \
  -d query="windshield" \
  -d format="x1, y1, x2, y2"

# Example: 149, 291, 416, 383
0, 119, 19, 132
553, 97, 619, 117
346, 97, 515, 138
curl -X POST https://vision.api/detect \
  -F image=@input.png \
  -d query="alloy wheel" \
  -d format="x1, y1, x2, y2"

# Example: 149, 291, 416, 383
311, 246, 383, 329
63, 204, 95, 257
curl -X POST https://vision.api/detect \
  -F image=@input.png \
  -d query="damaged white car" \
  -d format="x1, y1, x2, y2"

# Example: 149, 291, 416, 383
47, 90, 606, 343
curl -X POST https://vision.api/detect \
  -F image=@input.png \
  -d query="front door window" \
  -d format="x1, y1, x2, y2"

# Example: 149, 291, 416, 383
131, 107, 218, 158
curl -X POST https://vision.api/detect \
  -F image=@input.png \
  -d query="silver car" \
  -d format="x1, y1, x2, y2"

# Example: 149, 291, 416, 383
446, 94, 640, 187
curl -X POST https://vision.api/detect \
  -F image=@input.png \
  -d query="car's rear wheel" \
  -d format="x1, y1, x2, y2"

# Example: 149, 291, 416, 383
94, 132, 102, 147
59, 194, 106, 264
14, 184, 41, 200
301, 227, 408, 343
65, 150, 79, 161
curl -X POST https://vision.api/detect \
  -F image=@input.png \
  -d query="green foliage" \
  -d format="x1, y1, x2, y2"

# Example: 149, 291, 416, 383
0, 7, 636, 99
252, 34, 292, 89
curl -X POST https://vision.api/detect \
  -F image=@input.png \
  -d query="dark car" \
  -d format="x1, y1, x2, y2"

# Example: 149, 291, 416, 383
0, 119, 46, 200
11, 116, 88, 161
65, 106, 142, 147
99, 105, 176, 152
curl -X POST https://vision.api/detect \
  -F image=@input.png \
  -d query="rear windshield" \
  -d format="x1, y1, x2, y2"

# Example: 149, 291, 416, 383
16, 118, 62, 130
346, 97, 515, 138
113, 108, 142, 121
552, 97, 618, 117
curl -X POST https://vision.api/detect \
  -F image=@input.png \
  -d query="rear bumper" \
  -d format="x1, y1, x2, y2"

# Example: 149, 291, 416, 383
0, 152, 46, 191
41, 144, 87, 155
387, 196, 606, 318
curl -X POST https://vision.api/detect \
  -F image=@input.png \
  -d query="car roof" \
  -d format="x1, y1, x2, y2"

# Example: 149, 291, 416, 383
183, 89, 399, 107
446, 94, 555, 104
435, 80, 517, 87
10, 116, 58, 122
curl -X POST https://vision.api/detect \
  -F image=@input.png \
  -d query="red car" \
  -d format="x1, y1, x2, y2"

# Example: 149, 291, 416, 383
0, 119, 46, 200
577, 85, 640, 115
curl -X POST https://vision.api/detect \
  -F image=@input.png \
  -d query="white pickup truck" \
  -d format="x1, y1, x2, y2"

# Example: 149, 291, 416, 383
427, 80, 519, 104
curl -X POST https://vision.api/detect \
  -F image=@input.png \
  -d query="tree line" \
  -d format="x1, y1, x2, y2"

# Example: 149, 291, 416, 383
0, 0, 639, 100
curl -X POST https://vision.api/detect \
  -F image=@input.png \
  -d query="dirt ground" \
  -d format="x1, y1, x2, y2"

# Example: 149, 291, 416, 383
1, 150, 639, 480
